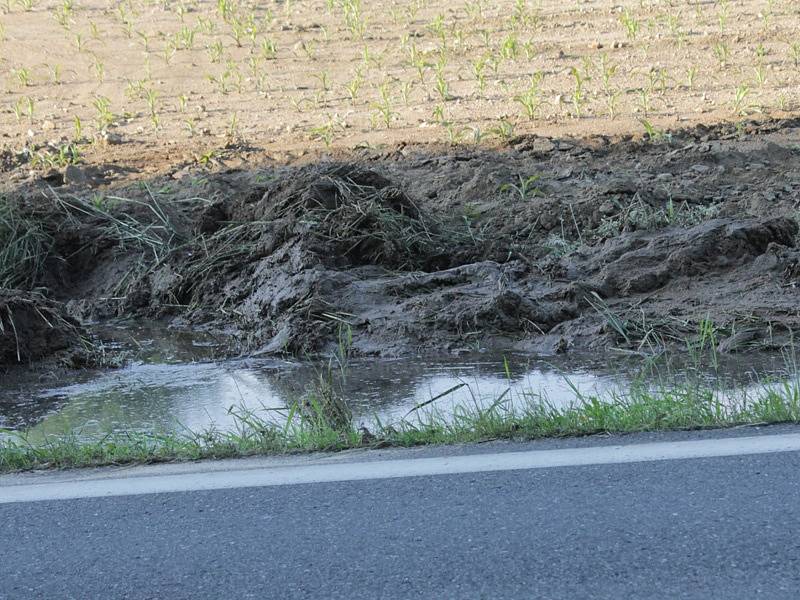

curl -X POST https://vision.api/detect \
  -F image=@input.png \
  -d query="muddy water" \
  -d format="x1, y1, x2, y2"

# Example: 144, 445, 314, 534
0, 323, 791, 438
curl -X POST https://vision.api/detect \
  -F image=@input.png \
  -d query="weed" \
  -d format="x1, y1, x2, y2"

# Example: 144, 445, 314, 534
0, 198, 51, 289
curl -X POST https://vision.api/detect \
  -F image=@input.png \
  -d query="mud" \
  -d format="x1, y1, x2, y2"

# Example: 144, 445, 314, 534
0, 291, 88, 366
3, 119, 800, 363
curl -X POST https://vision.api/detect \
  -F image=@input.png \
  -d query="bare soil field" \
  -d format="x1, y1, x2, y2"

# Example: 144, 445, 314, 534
0, 0, 799, 173
1, 0, 800, 366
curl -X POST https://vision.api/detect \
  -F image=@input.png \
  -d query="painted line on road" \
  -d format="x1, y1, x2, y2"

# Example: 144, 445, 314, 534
3, 433, 800, 504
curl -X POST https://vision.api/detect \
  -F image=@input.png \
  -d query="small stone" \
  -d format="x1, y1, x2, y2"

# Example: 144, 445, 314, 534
533, 138, 555, 153
63, 164, 88, 186
102, 131, 123, 145
599, 201, 616, 216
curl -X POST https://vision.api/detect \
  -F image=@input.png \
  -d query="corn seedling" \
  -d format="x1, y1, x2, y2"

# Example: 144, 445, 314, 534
310, 115, 342, 147
500, 34, 519, 60
11, 99, 23, 123
605, 90, 621, 119
490, 117, 514, 142
789, 42, 800, 68
163, 42, 176, 65
345, 68, 363, 105
431, 103, 445, 123
227, 112, 240, 139
641, 119, 669, 142
434, 71, 449, 101
13, 67, 31, 87
74, 32, 86, 52
92, 60, 105, 82
638, 87, 652, 116
686, 66, 697, 88
500, 174, 541, 201
427, 14, 447, 47
472, 55, 488, 95
260, 38, 278, 60
207, 40, 224, 63
48, 63, 62, 84
731, 84, 750, 116
754, 64, 767, 87
511, 0, 537, 29
400, 80, 414, 105
514, 72, 544, 120
342, 0, 367, 40
620, 8, 640, 40
599, 54, 617, 95
93, 96, 114, 130
314, 71, 331, 92
570, 66, 588, 117
465, 0, 486, 21
713, 41, 729, 67
372, 83, 397, 128
176, 25, 196, 50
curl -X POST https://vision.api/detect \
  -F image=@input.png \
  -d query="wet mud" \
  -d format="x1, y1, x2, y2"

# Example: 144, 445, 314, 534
3, 119, 800, 365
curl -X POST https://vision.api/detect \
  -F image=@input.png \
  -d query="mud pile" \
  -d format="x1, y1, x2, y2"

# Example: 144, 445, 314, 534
0, 290, 86, 365
5, 119, 800, 361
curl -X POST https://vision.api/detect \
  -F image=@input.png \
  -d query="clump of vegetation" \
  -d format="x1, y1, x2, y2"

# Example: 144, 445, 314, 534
0, 198, 51, 289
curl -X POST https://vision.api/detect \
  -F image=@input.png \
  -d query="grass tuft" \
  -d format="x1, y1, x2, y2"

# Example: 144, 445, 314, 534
0, 197, 52, 289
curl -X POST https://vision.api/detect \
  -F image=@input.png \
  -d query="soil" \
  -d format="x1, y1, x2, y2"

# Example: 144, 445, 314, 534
0, 290, 89, 365
2, 117, 800, 365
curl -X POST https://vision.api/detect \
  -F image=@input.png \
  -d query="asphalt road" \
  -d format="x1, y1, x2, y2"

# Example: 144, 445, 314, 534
3, 430, 800, 599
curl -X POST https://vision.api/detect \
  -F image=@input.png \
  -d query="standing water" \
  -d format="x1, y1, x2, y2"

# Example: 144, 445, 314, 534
0, 322, 792, 438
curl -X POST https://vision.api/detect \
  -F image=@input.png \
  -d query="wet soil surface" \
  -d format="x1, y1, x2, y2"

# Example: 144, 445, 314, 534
2, 119, 800, 367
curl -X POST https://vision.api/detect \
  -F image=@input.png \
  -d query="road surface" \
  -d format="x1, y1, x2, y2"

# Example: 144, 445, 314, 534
2, 426, 800, 599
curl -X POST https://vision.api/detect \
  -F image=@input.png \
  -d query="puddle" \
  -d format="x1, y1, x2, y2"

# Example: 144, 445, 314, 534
0, 323, 794, 438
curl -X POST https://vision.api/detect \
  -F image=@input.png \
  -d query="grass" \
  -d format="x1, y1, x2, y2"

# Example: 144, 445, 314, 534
0, 197, 52, 289
3, 366, 800, 474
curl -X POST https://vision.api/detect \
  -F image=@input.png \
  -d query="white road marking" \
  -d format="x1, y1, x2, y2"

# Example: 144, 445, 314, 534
2, 433, 800, 504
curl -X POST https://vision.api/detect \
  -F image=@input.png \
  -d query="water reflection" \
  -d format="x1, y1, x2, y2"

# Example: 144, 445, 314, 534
0, 321, 791, 437
1, 354, 628, 435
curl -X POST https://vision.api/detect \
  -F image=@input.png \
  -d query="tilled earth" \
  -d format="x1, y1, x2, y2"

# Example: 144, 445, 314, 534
2, 119, 800, 367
